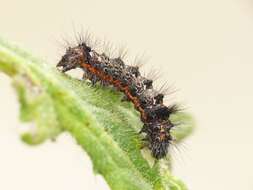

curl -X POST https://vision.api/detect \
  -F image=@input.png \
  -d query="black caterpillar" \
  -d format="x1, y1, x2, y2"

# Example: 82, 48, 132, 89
57, 41, 177, 159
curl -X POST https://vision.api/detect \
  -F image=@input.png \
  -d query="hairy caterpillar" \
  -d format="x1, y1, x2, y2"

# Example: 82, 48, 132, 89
57, 39, 178, 159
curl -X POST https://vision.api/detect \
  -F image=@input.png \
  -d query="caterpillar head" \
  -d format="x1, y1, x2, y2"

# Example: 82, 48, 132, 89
57, 43, 91, 72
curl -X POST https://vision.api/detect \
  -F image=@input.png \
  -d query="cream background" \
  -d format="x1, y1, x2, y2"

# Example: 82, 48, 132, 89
0, 0, 253, 189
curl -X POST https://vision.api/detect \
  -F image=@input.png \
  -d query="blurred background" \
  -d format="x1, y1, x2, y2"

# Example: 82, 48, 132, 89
1, 0, 253, 189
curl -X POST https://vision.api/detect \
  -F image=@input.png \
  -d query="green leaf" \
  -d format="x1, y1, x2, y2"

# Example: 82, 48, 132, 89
0, 37, 195, 190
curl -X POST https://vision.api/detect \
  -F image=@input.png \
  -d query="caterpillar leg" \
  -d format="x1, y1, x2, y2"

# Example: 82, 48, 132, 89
82, 70, 99, 86
139, 137, 149, 149
121, 95, 130, 102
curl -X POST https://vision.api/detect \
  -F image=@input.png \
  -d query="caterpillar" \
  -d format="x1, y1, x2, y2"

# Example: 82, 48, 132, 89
57, 41, 177, 159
